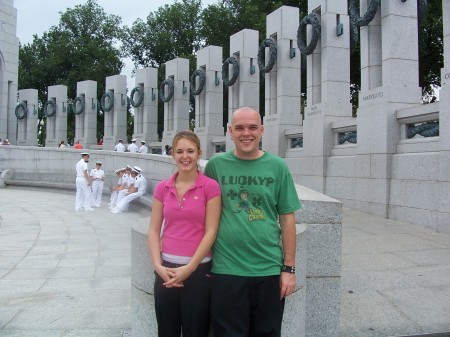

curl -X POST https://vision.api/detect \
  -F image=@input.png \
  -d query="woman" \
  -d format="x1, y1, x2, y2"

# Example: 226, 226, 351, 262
89, 161, 105, 207
148, 131, 222, 337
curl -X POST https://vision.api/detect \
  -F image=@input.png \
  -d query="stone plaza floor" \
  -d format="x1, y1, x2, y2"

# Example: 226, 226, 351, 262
0, 186, 450, 337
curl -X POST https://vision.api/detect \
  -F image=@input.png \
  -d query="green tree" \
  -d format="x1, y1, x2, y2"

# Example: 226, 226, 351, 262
418, 0, 443, 102
124, 0, 203, 68
124, 0, 204, 137
18, 0, 125, 145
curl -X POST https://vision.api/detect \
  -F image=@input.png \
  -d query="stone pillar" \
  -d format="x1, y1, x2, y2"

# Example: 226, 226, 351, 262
161, 58, 190, 149
356, 0, 421, 217
193, 46, 224, 159
263, 6, 302, 156
75, 80, 97, 148
102, 75, 127, 150
133, 68, 159, 143
302, 0, 353, 193
16, 89, 38, 146
45, 85, 68, 148
226, 29, 260, 151
0, 0, 19, 144
439, 0, 450, 230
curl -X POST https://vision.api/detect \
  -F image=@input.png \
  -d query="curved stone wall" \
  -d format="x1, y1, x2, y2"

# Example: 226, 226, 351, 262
0, 145, 176, 195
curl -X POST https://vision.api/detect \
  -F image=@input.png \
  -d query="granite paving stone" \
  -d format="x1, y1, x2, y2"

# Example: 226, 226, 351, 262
1, 188, 450, 336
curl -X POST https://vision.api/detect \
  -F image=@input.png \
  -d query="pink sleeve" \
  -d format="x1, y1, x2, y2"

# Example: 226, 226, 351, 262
205, 177, 221, 201
153, 181, 165, 202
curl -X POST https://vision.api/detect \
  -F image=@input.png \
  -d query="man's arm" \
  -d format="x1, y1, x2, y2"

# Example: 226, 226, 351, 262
83, 169, 91, 186
279, 212, 296, 299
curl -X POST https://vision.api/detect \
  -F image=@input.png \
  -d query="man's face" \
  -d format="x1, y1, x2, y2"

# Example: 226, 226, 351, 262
229, 108, 264, 159
83, 155, 89, 163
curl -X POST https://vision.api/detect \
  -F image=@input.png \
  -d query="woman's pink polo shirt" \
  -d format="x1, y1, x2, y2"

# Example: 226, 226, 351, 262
153, 171, 221, 257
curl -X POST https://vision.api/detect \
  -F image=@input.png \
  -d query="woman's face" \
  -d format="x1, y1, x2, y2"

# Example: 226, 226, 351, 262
173, 138, 201, 173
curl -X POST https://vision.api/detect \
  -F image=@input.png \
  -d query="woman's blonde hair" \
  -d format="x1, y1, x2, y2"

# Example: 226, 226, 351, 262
172, 130, 201, 151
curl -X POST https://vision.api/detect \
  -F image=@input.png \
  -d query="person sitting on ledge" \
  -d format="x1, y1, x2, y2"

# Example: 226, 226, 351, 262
109, 168, 125, 209
110, 166, 146, 214
74, 140, 83, 150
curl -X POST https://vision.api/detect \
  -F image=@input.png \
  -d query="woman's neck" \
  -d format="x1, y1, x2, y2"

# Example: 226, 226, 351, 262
176, 170, 198, 185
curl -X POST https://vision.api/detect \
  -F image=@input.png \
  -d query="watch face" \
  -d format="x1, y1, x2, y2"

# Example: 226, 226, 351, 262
282, 265, 295, 274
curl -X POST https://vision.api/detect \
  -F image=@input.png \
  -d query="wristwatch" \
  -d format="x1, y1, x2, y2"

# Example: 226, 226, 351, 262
281, 265, 296, 274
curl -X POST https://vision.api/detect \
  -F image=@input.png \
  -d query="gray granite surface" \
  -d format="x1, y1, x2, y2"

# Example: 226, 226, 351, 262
1, 187, 450, 337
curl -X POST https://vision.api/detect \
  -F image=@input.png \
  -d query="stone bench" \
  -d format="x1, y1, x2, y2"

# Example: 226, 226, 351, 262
131, 219, 308, 337
0, 168, 154, 211
1, 171, 75, 191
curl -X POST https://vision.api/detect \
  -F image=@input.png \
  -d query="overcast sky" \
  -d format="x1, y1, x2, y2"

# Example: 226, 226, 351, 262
13, 0, 218, 84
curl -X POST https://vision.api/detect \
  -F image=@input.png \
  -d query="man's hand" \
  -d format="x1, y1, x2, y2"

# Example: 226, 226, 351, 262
280, 272, 296, 299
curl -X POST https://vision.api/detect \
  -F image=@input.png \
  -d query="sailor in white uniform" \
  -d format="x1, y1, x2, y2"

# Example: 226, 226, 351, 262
115, 166, 136, 206
138, 140, 148, 154
114, 139, 126, 152
109, 168, 125, 208
109, 165, 132, 209
111, 166, 146, 214
75, 152, 94, 211
90, 161, 105, 207
127, 139, 139, 153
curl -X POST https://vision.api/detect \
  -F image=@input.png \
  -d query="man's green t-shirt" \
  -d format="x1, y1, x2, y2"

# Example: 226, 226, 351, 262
204, 151, 301, 277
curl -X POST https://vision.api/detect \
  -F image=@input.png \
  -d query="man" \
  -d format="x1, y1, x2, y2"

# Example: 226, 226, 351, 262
127, 138, 138, 153
109, 166, 133, 209
111, 166, 146, 214
138, 140, 148, 154
204, 107, 301, 337
74, 140, 83, 149
75, 152, 94, 211
113, 165, 134, 206
109, 168, 126, 208
90, 161, 105, 207
162, 144, 170, 155
114, 139, 126, 152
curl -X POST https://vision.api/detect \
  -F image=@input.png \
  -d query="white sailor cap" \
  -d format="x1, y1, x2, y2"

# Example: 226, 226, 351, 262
96, 161, 102, 165
126, 164, 133, 170
115, 169, 121, 174
131, 138, 137, 142
118, 138, 123, 141
133, 166, 142, 173
141, 140, 146, 144
81, 152, 89, 156
120, 167, 127, 171
131, 168, 140, 174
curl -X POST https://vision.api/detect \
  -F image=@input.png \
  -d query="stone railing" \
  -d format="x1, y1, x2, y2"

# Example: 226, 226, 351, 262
285, 126, 304, 158
331, 119, 357, 156
396, 102, 440, 154
0, 145, 176, 198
